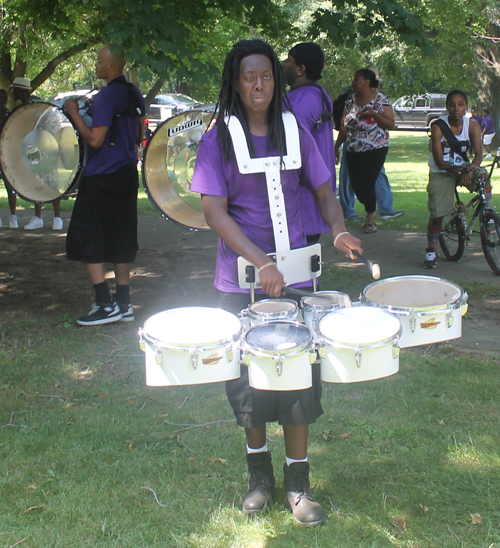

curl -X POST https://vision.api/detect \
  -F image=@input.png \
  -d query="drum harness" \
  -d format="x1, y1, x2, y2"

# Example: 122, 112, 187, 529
226, 112, 321, 299
107, 80, 142, 146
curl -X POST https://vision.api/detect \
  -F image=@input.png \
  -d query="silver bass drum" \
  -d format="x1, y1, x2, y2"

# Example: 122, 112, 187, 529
142, 106, 216, 231
0, 100, 88, 203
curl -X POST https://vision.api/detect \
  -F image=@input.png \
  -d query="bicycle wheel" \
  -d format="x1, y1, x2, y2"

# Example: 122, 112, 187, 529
439, 213, 465, 261
480, 209, 500, 275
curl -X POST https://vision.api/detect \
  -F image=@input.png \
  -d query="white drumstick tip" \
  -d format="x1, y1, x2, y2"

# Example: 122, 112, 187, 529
371, 263, 381, 280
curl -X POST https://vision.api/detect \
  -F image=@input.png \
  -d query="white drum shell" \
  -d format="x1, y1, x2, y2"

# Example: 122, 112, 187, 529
319, 307, 401, 383
301, 291, 351, 341
243, 321, 314, 391
140, 307, 242, 386
360, 275, 467, 348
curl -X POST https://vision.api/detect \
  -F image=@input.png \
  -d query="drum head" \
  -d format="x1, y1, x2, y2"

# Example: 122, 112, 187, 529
0, 101, 85, 203
250, 299, 297, 314
142, 107, 216, 231
245, 322, 311, 353
143, 306, 241, 347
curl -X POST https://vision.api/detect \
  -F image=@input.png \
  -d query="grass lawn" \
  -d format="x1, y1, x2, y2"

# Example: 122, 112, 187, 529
2, 131, 500, 547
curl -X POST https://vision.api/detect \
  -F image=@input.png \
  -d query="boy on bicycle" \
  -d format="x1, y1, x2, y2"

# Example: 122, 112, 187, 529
424, 89, 483, 269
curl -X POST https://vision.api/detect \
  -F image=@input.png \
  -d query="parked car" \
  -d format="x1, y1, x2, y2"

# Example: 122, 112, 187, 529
146, 94, 199, 123
392, 94, 447, 128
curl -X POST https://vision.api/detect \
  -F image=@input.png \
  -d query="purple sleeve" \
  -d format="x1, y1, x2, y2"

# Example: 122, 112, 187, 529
90, 89, 116, 128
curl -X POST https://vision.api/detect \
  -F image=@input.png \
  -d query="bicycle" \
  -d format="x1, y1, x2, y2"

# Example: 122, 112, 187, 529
439, 156, 500, 275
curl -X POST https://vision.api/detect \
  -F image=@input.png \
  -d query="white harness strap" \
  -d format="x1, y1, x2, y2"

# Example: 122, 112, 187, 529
227, 112, 301, 256
226, 113, 321, 289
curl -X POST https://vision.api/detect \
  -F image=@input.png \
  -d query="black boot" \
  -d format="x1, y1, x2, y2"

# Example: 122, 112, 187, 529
242, 452, 275, 515
283, 462, 327, 526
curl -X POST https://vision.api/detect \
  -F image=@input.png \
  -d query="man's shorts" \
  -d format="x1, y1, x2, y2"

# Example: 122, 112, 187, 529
483, 133, 495, 146
427, 171, 459, 219
66, 164, 139, 264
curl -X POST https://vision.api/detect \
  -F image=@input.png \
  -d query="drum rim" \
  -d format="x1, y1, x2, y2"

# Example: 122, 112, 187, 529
247, 298, 298, 319
142, 307, 242, 348
318, 307, 402, 347
361, 275, 464, 313
300, 290, 351, 311
0, 100, 86, 203
243, 320, 313, 357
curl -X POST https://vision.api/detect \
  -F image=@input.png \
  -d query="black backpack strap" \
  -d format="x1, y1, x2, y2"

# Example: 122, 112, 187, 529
107, 80, 142, 146
433, 118, 469, 163
300, 82, 332, 128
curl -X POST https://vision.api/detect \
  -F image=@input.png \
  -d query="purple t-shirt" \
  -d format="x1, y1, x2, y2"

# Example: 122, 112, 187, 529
481, 115, 495, 135
191, 121, 330, 293
287, 84, 335, 236
85, 76, 145, 176
470, 115, 483, 127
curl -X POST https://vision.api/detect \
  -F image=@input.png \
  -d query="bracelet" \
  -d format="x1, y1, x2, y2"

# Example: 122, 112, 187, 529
333, 231, 350, 249
258, 261, 275, 274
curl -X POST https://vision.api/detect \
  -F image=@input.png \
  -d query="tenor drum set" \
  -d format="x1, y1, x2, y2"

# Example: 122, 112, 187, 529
139, 276, 468, 389
137, 108, 469, 390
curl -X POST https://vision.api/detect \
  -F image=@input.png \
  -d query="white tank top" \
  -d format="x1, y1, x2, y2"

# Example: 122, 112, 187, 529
429, 116, 470, 173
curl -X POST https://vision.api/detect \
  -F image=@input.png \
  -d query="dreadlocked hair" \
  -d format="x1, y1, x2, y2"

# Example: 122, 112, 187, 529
214, 39, 288, 160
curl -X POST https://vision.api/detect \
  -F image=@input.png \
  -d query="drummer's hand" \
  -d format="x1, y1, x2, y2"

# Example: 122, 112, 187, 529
259, 265, 285, 298
63, 98, 79, 116
334, 232, 363, 260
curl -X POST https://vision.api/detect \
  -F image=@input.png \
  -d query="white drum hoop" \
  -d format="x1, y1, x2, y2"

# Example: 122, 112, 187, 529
243, 320, 313, 359
360, 275, 468, 319
142, 106, 216, 231
245, 298, 299, 323
0, 100, 88, 203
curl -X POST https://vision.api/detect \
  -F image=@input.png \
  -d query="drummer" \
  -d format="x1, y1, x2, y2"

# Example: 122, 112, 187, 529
191, 39, 362, 526
63, 45, 145, 326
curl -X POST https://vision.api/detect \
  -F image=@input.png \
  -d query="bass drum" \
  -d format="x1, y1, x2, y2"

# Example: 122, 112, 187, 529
0, 100, 87, 203
142, 106, 216, 231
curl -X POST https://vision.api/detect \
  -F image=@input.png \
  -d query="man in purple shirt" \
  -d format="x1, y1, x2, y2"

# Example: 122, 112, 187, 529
283, 42, 336, 244
481, 108, 496, 159
64, 45, 145, 326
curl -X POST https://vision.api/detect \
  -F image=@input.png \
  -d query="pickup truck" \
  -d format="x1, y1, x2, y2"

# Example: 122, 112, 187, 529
393, 94, 447, 129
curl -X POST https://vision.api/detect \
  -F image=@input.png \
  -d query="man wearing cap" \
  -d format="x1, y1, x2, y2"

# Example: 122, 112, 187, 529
10, 77, 64, 231
63, 45, 145, 326
283, 43, 336, 244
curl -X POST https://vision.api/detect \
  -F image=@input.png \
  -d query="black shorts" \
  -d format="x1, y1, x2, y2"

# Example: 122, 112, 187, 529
66, 165, 139, 264
218, 290, 324, 429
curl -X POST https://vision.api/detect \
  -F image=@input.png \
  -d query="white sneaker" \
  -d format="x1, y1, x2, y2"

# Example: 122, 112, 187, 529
24, 216, 44, 230
10, 215, 18, 229
52, 217, 63, 230
485, 153, 492, 159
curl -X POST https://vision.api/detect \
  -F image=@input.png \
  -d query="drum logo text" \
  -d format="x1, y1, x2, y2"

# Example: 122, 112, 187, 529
168, 119, 203, 137
202, 353, 223, 365
420, 318, 441, 329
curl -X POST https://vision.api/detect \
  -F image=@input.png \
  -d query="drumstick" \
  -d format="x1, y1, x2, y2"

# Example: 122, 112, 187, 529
354, 250, 381, 280
281, 287, 333, 300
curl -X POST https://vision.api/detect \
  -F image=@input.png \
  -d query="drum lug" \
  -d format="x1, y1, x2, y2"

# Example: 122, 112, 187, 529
275, 354, 284, 376
308, 349, 319, 365
241, 352, 251, 366
409, 311, 416, 333
460, 292, 469, 316
225, 345, 235, 363
317, 344, 326, 360
392, 343, 400, 359
189, 347, 198, 369
138, 328, 145, 352
445, 309, 454, 329
355, 347, 362, 368
154, 345, 162, 366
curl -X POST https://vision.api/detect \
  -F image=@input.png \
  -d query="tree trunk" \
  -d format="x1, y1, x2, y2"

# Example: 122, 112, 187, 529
475, 22, 500, 151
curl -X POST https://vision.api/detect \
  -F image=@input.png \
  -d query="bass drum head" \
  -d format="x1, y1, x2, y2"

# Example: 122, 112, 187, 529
142, 107, 216, 231
0, 101, 85, 203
